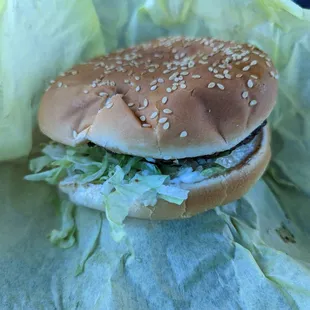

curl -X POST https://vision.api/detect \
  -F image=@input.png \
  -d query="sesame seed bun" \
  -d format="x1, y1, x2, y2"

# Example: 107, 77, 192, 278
59, 125, 271, 220
38, 36, 278, 159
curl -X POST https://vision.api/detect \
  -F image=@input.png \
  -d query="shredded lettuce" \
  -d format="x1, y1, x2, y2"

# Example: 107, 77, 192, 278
25, 141, 251, 240
48, 200, 76, 249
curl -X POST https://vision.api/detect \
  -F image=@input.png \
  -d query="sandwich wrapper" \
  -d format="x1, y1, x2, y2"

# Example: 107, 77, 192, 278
1, 0, 310, 308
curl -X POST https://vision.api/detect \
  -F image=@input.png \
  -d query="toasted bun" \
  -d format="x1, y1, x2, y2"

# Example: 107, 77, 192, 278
59, 125, 271, 220
39, 37, 277, 159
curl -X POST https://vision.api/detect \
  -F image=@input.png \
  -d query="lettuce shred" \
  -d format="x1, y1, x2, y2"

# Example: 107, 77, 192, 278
25, 143, 228, 240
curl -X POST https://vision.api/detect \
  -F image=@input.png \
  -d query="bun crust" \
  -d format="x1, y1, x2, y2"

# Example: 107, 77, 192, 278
39, 37, 277, 159
59, 126, 271, 220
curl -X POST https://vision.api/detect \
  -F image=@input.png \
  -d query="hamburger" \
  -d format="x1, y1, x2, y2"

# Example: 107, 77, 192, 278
26, 36, 278, 221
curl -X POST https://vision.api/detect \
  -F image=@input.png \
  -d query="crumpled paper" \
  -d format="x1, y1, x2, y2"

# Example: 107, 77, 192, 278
1, 0, 310, 309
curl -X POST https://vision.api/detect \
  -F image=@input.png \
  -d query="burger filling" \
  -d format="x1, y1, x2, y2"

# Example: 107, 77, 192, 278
25, 122, 266, 210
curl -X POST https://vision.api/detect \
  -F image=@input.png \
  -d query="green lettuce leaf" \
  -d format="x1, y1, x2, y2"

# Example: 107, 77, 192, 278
25, 142, 233, 241
48, 200, 76, 249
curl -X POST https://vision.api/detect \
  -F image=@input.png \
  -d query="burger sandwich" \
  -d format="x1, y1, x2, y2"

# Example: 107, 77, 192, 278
26, 36, 278, 223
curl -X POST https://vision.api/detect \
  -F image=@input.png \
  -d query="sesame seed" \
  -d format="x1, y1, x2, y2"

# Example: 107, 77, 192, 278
92, 83, 97, 88
106, 102, 113, 109
236, 62, 241, 65
225, 74, 232, 79
99, 92, 107, 97
57, 82, 63, 88
180, 131, 188, 138
163, 122, 170, 130
163, 70, 170, 74
181, 71, 189, 76
242, 57, 249, 62
162, 96, 168, 104
71, 70, 78, 75
208, 82, 216, 88
163, 108, 172, 114
188, 60, 195, 68
199, 60, 208, 65
223, 69, 229, 74
180, 52, 186, 58
180, 84, 187, 89
242, 91, 249, 99
150, 111, 158, 119
172, 85, 177, 91
139, 115, 146, 122
143, 99, 148, 107
166, 87, 172, 93
192, 75, 201, 79
158, 78, 164, 83
251, 75, 258, 79
169, 72, 179, 80
217, 83, 225, 90
259, 53, 265, 58
136, 86, 141, 92
249, 100, 257, 106
172, 48, 177, 53
215, 74, 224, 79
266, 61, 271, 67
127, 103, 134, 107
247, 79, 254, 88
242, 66, 250, 71
148, 68, 155, 72
150, 80, 157, 86
175, 54, 180, 60
208, 67, 213, 72
142, 123, 151, 128
236, 74, 243, 78
124, 79, 130, 84
159, 117, 168, 124
213, 69, 218, 74
150, 85, 158, 91
135, 76, 140, 80
250, 60, 258, 66
50, 80, 55, 84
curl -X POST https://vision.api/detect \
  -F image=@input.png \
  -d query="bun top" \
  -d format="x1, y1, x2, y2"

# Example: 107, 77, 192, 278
38, 36, 278, 159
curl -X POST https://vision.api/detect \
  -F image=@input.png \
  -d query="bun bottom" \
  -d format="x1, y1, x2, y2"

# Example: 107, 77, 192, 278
59, 126, 271, 220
